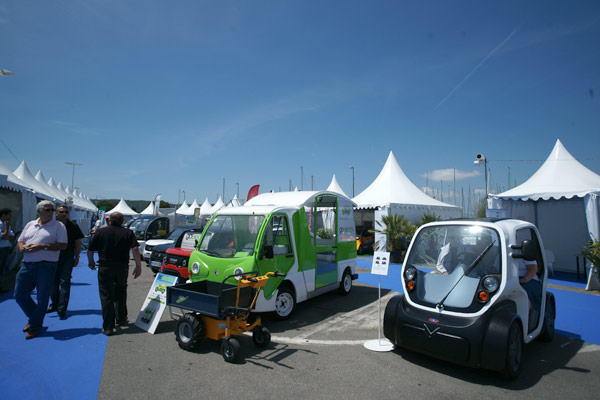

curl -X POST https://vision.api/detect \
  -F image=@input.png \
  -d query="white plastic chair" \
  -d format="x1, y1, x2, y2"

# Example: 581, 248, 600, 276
544, 249, 555, 277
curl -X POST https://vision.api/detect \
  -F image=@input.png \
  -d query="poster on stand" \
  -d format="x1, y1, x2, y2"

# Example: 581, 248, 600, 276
135, 273, 178, 334
372, 251, 390, 276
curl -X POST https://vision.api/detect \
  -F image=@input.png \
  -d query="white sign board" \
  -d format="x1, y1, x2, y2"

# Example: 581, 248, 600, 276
371, 251, 390, 276
180, 231, 203, 249
135, 273, 179, 334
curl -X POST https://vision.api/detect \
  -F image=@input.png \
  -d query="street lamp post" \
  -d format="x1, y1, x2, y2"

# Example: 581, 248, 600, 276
349, 166, 355, 197
236, 182, 239, 198
65, 162, 83, 190
474, 154, 488, 198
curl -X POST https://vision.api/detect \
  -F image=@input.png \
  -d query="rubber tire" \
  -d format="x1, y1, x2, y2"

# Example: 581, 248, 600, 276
338, 268, 352, 295
502, 322, 523, 380
175, 313, 204, 351
252, 326, 271, 348
221, 337, 241, 363
539, 299, 555, 342
274, 284, 296, 320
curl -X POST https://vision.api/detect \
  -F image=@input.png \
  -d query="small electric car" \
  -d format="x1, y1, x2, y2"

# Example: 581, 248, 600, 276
383, 218, 555, 379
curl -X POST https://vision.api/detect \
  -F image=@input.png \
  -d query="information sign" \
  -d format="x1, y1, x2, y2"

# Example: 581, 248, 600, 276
135, 273, 179, 334
371, 251, 390, 276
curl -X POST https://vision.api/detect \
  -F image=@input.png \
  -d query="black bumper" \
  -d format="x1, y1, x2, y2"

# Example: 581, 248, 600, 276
383, 294, 517, 371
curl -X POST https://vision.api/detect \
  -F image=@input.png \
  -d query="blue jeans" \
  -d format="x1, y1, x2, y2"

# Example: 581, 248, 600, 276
521, 279, 542, 314
51, 250, 75, 315
15, 261, 58, 331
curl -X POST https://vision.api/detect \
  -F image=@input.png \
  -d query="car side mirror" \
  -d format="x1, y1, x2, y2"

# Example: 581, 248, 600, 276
511, 240, 537, 261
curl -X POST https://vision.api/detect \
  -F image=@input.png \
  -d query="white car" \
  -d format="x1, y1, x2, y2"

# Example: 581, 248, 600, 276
143, 225, 204, 267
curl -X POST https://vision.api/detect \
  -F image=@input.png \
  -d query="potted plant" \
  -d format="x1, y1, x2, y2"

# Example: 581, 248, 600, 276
371, 214, 416, 263
582, 239, 600, 281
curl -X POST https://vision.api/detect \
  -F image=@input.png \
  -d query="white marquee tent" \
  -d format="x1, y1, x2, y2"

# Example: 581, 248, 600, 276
106, 198, 139, 216
490, 139, 600, 273
353, 151, 462, 222
140, 202, 156, 215
209, 196, 225, 214
199, 198, 212, 216
184, 199, 201, 216
175, 201, 190, 215
326, 174, 349, 198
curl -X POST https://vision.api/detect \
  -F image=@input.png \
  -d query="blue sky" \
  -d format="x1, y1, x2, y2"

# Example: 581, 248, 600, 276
1, 1, 599, 209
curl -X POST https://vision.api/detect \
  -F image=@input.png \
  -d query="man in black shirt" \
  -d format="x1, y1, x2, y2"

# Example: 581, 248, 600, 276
48, 206, 84, 319
87, 212, 142, 335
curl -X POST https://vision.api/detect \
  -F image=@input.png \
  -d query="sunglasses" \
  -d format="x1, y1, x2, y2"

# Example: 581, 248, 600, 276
57, 210, 69, 214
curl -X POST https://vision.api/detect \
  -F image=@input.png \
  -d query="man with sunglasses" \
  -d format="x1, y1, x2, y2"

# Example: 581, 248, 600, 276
47, 205, 84, 319
15, 200, 67, 340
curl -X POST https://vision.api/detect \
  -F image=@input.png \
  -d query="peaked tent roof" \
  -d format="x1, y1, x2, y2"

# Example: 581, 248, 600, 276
176, 201, 189, 214
326, 174, 348, 197
13, 161, 53, 200
140, 202, 155, 215
210, 196, 225, 214
106, 198, 139, 215
199, 198, 212, 215
228, 194, 241, 207
353, 151, 460, 210
35, 171, 65, 203
183, 199, 201, 216
494, 139, 600, 201
0, 160, 31, 193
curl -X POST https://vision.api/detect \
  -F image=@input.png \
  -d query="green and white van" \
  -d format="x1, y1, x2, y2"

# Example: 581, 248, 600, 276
188, 191, 358, 318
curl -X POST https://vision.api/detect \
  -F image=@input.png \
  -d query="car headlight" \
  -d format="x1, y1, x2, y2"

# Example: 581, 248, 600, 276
182, 258, 187, 268
191, 262, 200, 274
404, 266, 416, 281
483, 276, 499, 292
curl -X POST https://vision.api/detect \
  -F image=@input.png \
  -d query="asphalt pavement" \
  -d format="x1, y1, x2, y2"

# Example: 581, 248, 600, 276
97, 261, 600, 400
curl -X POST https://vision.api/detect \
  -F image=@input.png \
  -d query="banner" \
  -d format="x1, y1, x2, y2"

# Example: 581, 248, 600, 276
135, 273, 178, 334
247, 185, 260, 201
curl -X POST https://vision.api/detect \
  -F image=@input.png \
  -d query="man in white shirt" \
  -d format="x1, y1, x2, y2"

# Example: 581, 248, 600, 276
15, 200, 67, 340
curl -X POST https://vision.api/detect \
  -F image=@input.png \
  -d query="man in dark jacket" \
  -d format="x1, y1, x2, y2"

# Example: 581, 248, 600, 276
87, 212, 142, 336
47, 205, 84, 319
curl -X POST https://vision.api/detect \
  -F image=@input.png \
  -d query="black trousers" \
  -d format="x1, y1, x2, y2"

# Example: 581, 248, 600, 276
97, 263, 129, 331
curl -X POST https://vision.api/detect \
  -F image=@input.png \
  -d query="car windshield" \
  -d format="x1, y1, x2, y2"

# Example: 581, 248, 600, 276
166, 226, 189, 241
405, 224, 501, 310
198, 214, 265, 258
127, 217, 155, 240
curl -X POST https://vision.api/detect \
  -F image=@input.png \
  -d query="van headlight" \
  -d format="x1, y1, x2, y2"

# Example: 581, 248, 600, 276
483, 276, 499, 292
191, 262, 200, 274
404, 266, 417, 281
234, 267, 244, 280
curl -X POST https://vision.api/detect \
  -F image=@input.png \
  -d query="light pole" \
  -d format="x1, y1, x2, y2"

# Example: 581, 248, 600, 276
236, 182, 239, 198
474, 154, 488, 198
65, 162, 83, 190
349, 166, 355, 197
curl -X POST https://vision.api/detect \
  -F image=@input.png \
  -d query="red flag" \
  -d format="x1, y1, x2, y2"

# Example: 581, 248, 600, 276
247, 185, 260, 201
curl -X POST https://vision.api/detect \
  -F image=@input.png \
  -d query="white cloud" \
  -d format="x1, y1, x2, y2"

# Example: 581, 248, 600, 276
422, 168, 481, 182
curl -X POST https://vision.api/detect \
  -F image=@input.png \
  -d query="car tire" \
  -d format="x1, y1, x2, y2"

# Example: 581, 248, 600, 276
221, 337, 241, 363
274, 284, 296, 320
502, 321, 523, 380
539, 298, 555, 342
338, 268, 352, 295
252, 325, 271, 348
175, 313, 204, 351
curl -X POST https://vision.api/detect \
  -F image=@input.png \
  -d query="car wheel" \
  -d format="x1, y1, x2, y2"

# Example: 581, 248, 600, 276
274, 284, 296, 320
221, 337, 241, 363
252, 325, 271, 348
338, 268, 352, 295
539, 298, 555, 342
502, 321, 523, 380
175, 313, 204, 351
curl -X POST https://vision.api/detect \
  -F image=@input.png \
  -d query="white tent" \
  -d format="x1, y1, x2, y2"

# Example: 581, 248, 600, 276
184, 199, 201, 216
0, 160, 37, 229
490, 139, 600, 273
140, 202, 155, 215
106, 198, 139, 216
35, 171, 66, 204
326, 174, 349, 197
199, 198, 212, 216
210, 196, 225, 214
13, 161, 53, 201
353, 151, 461, 222
176, 201, 189, 215
228, 194, 242, 207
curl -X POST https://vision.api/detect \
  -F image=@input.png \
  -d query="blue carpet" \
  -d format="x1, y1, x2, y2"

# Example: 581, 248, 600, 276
0, 253, 105, 400
356, 257, 600, 345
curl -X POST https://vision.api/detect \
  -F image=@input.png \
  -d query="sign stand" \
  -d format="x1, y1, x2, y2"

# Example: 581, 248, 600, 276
135, 273, 179, 334
364, 251, 395, 352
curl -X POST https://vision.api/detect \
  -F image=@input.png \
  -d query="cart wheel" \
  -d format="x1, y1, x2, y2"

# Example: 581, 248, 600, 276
338, 268, 352, 295
274, 284, 295, 320
221, 338, 241, 363
502, 321, 523, 380
539, 298, 555, 342
175, 314, 204, 351
252, 326, 271, 348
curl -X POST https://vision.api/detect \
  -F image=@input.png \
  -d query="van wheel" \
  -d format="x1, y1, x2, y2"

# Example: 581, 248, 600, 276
274, 284, 295, 320
221, 338, 241, 363
539, 299, 555, 342
252, 326, 271, 348
175, 313, 203, 351
502, 322, 523, 380
339, 268, 352, 295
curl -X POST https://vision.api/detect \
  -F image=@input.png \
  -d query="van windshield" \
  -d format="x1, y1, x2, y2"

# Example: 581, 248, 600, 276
405, 225, 501, 311
198, 215, 265, 258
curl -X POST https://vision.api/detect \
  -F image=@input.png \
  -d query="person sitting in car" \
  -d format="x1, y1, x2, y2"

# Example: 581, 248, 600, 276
433, 233, 464, 274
